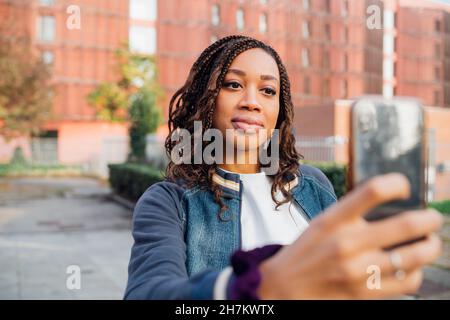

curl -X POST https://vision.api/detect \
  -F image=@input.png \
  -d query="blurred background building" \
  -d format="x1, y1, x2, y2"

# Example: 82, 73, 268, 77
0, 0, 449, 198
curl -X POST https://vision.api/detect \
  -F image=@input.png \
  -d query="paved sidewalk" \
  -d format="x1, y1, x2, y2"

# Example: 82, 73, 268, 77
416, 215, 450, 299
0, 177, 133, 299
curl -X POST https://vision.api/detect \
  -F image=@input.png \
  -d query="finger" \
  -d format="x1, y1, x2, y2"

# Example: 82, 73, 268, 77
355, 209, 444, 251
322, 173, 410, 227
357, 268, 423, 299
383, 234, 443, 273
338, 234, 442, 283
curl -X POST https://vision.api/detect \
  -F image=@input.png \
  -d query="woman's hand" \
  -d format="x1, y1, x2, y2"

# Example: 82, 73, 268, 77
257, 173, 444, 299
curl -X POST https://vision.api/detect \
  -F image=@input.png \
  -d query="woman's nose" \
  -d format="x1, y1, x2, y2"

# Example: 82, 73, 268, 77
240, 88, 261, 111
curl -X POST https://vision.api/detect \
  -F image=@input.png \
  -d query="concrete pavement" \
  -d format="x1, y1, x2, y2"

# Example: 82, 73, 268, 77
0, 177, 133, 299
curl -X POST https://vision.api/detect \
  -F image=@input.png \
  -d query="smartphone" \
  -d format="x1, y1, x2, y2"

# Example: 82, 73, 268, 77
348, 96, 428, 222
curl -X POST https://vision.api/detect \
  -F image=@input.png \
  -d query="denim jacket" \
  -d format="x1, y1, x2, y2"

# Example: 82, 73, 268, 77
124, 164, 337, 300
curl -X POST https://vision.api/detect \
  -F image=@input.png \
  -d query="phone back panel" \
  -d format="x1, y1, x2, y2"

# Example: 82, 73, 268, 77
349, 96, 427, 221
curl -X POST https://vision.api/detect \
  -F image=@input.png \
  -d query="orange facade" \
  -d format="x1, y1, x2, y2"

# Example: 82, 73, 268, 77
0, 0, 448, 197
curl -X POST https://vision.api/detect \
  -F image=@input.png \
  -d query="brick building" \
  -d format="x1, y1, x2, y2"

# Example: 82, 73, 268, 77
158, 0, 384, 120
0, 0, 384, 167
0, 0, 448, 197
383, 0, 450, 108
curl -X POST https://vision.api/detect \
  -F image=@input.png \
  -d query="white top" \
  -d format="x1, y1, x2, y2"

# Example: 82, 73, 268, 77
238, 170, 310, 250
213, 168, 310, 299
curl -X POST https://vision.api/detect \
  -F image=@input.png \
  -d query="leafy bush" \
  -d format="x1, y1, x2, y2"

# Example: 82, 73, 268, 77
304, 162, 347, 198
108, 161, 349, 202
429, 200, 450, 215
108, 163, 163, 202
128, 88, 162, 162
10, 147, 28, 166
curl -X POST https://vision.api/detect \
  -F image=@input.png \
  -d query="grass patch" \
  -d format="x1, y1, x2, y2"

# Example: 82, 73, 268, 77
0, 163, 83, 177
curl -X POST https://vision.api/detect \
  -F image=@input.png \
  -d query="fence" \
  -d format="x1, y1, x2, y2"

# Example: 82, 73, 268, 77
295, 136, 348, 163
30, 137, 58, 164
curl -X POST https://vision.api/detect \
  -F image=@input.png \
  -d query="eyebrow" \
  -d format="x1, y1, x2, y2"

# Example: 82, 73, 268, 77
227, 68, 279, 83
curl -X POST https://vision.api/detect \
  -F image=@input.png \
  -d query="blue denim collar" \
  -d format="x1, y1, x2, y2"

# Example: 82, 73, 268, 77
212, 166, 300, 198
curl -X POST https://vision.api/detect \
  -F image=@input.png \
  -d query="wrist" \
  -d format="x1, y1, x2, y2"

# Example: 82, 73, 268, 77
257, 257, 280, 300
229, 244, 283, 300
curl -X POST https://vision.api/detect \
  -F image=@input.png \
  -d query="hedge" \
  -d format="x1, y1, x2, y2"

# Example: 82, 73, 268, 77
108, 162, 449, 215
108, 162, 348, 203
304, 162, 347, 199
429, 200, 450, 215
108, 163, 164, 202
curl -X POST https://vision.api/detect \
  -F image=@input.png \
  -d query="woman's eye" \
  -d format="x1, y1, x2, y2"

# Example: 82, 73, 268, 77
224, 81, 241, 89
262, 88, 276, 96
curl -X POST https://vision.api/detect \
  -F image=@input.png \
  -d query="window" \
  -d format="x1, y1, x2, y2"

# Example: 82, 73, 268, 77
37, 16, 55, 42
323, 79, 330, 97
302, 48, 310, 68
236, 8, 245, 31
384, 10, 395, 29
302, 21, 310, 39
259, 13, 268, 34
343, 52, 348, 71
325, 0, 331, 13
342, 79, 348, 98
39, 0, 55, 6
342, 0, 349, 17
325, 23, 331, 41
303, 0, 310, 11
435, 90, 441, 105
435, 67, 441, 81
304, 76, 311, 94
383, 32, 395, 54
211, 4, 220, 26
129, 26, 156, 54
323, 51, 330, 69
445, 85, 450, 107
435, 43, 441, 59
41, 51, 54, 65
435, 20, 441, 33
130, 0, 157, 21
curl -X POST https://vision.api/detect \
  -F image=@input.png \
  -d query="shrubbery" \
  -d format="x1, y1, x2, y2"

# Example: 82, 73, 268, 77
108, 163, 163, 202
108, 162, 348, 202
429, 200, 450, 215
304, 162, 347, 198
108, 162, 449, 215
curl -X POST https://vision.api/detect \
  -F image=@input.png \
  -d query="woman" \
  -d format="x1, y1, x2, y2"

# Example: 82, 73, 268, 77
124, 35, 443, 300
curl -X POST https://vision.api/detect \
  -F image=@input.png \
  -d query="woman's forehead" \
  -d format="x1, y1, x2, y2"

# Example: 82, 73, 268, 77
227, 48, 280, 79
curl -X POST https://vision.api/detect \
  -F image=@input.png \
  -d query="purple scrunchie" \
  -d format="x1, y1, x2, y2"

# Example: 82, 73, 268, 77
228, 244, 283, 300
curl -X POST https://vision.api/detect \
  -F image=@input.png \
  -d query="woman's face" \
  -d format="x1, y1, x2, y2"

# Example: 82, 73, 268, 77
213, 48, 280, 152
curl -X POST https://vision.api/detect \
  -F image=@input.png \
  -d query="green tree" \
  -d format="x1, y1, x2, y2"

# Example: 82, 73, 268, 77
128, 88, 162, 162
87, 45, 163, 122
87, 45, 164, 161
87, 83, 128, 122
0, 38, 53, 139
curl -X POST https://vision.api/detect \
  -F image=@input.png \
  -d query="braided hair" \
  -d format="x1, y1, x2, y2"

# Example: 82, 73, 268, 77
164, 35, 302, 220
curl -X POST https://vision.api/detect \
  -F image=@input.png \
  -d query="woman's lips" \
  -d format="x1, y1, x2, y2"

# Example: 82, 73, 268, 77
231, 121, 264, 133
